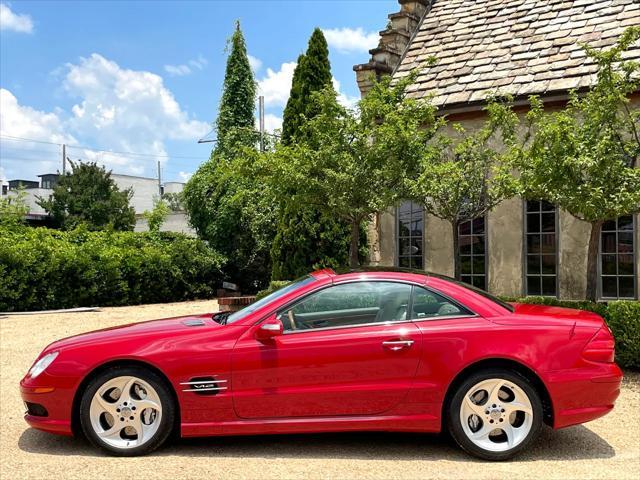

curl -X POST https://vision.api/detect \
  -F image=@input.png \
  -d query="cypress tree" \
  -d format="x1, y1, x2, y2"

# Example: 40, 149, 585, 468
214, 20, 256, 157
281, 28, 332, 144
271, 28, 359, 280
281, 54, 306, 145
184, 21, 274, 290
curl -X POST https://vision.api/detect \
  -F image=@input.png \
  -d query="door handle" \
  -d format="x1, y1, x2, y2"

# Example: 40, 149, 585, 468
382, 339, 414, 351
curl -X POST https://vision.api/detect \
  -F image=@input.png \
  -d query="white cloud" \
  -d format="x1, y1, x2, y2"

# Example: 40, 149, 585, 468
0, 3, 33, 33
0, 88, 74, 179
0, 54, 209, 182
178, 171, 192, 182
189, 55, 207, 70
322, 27, 378, 54
332, 78, 359, 109
64, 54, 208, 145
256, 60, 360, 112
164, 54, 208, 77
248, 54, 262, 73
164, 64, 191, 76
263, 113, 282, 133
257, 61, 297, 108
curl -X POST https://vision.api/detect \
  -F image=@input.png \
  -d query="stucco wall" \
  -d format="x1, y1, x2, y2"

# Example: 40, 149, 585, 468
487, 197, 523, 297
372, 96, 640, 299
134, 212, 195, 236
424, 213, 454, 276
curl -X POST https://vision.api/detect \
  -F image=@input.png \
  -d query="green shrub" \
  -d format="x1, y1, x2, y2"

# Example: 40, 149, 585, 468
606, 301, 640, 369
503, 296, 639, 369
255, 280, 292, 301
0, 226, 225, 312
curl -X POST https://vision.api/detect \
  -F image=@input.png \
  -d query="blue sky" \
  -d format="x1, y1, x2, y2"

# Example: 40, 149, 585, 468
0, 0, 395, 183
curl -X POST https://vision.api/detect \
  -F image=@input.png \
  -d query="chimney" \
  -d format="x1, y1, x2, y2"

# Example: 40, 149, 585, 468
353, 0, 431, 96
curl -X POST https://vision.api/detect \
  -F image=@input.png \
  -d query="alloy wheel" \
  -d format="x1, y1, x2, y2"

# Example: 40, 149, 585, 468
459, 377, 534, 452
88, 375, 163, 449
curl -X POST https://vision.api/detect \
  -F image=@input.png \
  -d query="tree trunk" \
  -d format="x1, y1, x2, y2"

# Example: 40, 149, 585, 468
349, 219, 360, 268
585, 220, 603, 302
452, 220, 461, 279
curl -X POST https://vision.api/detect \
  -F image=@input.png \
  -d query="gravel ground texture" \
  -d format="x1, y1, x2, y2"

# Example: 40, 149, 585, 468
1, 299, 639, 480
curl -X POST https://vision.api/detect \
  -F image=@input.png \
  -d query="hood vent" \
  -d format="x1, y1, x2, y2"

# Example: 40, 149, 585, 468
182, 318, 206, 327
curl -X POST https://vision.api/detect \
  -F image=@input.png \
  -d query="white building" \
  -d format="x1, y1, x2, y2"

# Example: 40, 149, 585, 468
1, 173, 195, 235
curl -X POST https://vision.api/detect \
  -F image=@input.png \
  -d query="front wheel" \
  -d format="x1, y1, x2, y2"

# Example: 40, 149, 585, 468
447, 369, 543, 461
79, 366, 175, 456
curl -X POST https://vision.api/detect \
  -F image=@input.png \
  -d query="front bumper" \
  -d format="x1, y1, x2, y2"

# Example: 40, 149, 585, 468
20, 379, 74, 436
546, 362, 623, 429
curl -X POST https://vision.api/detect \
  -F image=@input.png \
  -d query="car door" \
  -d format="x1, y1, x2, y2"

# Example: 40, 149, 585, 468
231, 281, 422, 419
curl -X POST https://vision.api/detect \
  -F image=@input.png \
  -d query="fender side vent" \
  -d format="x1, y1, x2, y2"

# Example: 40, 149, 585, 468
180, 376, 227, 395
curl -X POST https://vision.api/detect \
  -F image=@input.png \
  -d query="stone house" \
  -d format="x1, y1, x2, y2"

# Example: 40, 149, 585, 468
354, 0, 639, 300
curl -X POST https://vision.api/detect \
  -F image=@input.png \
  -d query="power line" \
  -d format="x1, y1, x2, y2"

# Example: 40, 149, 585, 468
0, 135, 209, 161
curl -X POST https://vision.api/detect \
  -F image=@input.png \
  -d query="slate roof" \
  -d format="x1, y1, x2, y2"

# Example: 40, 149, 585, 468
394, 0, 640, 109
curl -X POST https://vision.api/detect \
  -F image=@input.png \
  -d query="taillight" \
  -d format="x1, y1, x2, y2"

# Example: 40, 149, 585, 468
582, 327, 615, 363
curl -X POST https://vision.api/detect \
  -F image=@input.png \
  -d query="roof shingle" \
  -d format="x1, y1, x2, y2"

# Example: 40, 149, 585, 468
391, 0, 639, 108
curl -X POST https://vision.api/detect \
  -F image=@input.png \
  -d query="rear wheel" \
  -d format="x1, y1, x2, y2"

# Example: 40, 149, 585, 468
447, 369, 543, 461
79, 366, 175, 456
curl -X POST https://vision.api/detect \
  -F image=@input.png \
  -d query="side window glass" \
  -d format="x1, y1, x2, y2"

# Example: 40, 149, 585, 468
410, 286, 471, 320
279, 282, 412, 332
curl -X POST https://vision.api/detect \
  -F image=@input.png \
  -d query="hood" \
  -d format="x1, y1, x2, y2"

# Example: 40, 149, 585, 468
494, 303, 605, 328
46, 313, 221, 351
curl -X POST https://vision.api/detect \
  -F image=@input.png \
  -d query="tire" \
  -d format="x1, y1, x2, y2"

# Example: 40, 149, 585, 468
79, 366, 175, 456
446, 368, 543, 461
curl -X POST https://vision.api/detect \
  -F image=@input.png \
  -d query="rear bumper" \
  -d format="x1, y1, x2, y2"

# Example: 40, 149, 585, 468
546, 363, 623, 429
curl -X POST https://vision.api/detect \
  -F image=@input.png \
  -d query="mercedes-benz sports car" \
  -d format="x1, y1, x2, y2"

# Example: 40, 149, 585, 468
20, 268, 622, 460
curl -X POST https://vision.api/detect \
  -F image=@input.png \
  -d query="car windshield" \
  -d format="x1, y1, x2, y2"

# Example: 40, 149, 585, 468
225, 275, 316, 324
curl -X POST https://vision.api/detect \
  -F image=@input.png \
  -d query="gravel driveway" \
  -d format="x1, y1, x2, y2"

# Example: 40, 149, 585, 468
1, 300, 639, 480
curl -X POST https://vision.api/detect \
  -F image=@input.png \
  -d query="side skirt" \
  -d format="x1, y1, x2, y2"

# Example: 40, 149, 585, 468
181, 413, 440, 437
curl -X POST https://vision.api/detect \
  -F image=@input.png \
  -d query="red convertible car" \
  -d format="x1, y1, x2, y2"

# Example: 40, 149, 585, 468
20, 268, 621, 460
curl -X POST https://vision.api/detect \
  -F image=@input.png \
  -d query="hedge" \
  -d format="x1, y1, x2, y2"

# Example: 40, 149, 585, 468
503, 296, 639, 369
0, 226, 225, 312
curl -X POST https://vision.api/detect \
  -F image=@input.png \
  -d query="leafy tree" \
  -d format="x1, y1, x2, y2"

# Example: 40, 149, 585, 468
143, 199, 170, 233
265, 73, 440, 267
38, 161, 135, 231
161, 192, 184, 212
272, 28, 358, 279
184, 22, 274, 290
515, 27, 640, 301
408, 98, 519, 279
0, 186, 29, 229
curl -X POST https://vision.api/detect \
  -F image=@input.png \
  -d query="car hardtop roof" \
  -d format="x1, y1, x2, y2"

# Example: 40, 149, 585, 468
330, 266, 457, 281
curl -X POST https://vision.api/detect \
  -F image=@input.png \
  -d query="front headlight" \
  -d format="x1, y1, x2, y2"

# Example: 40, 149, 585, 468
28, 351, 59, 379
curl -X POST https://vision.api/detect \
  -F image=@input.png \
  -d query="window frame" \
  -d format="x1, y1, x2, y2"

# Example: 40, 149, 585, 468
522, 199, 559, 298
457, 216, 488, 290
409, 285, 474, 321
598, 215, 638, 300
275, 280, 478, 335
395, 201, 425, 270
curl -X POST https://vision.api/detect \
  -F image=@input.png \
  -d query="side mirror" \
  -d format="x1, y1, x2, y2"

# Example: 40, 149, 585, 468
256, 317, 283, 341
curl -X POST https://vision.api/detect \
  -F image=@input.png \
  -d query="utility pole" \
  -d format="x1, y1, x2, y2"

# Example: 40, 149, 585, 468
62, 144, 66, 174
157, 160, 162, 196
259, 95, 265, 153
